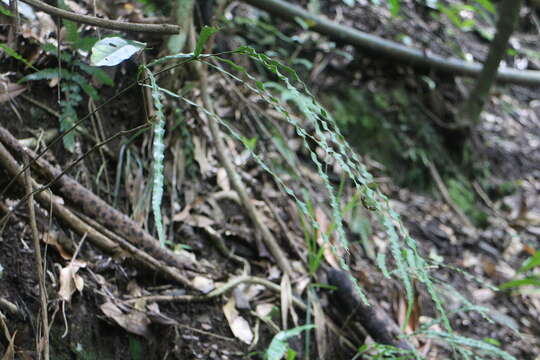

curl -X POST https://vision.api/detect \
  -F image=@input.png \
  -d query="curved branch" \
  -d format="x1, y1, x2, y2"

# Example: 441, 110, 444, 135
21, 0, 181, 34
242, 0, 540, 86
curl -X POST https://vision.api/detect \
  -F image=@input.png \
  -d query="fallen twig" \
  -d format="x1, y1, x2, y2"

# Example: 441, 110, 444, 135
327, 269, 415, 352
0, 140, 195, 288
23, 153, 50, 360
0, 126, 198, 282
21, 0, 180, 34
426, 159, 475, 230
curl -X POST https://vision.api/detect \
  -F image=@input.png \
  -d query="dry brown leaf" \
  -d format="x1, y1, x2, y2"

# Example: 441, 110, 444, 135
294, 274, 311, 297
267, 266, 281, 281
523, 243, 536, 256
42, 230, 72, 260
280, 274, 297, 328
172, 196, 206, 222
193, 136, 213, 177
217, 168, 230, 191
525, 211, 540, 226
233, 283, 264, 310
36, 12, 55, 38
255, 303, 274, 318
0, 82, 26, 104
222, 297, 253, 344
146, 303, 178, 326
64, 0, 87, 14
311, 292, 328, 360
58, 259, 86, 302
184, 214, 215, 228
315, 207, 341, 269
191, 275, 215, 294
100, 301, 151, 338
127, 280, 145, 310
397, 282, 420, 333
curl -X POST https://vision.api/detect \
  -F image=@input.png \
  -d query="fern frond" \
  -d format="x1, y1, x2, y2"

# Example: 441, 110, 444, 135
144, 67, 167, 247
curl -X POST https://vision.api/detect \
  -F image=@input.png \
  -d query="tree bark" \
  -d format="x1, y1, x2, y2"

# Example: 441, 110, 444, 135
461, 0, 523, 125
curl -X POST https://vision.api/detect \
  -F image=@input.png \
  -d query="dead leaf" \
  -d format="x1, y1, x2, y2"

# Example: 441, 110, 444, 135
311, 292, 328, 360
43, 230, 72, 260
280, 274, 298, 328
315, 207, 341, 269
191, 276, 214, 293
267, 266, 281, 281
36, 12, 55, 38
58, 259, 86, 302
255, 303, 274, 318
217, 168, 230, 191
193, 136, 213, 177
127, 280, 145, 310
172, 196, 206, 222
184, 214, 215, 228
294, 274, 311, 296
0, 82, 26, 104
100, 301, 151, 338
233, 283, 264, 310
64, 0, 87, 14
223, 297, 253, 344
146, 303, 178, 326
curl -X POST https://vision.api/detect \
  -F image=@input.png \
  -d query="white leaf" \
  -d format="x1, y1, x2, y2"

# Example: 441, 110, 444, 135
90, 37, 146, 67
223, 297, 253, 344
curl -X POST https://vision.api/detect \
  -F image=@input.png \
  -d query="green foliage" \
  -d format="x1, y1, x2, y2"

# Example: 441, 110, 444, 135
17, 25, 113, 151
144, 67, 167, 247
298, 197, 326, 276
0, 43, 37, 69
424, 331, 515, 360
0, 4, 13, 16
355, 343, 416, 360
19, 66, 100, 150
265, 325, 314, 360
128, 335, 143, 360
388, 0, 401, 16
95, 25, 515, 359
447, 178, 487, 227
227, 16, 317, 79
500, 250, 540, 290
328, 87, 437, 189
194, 26, 219, 57
438, 3, 477, 31
58, 0, 99, 52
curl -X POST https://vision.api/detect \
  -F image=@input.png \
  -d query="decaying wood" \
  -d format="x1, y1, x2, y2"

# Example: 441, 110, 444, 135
327, 269, 414, 351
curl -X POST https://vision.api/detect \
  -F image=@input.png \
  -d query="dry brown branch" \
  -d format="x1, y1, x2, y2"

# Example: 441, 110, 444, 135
242, 0, 540, 86
21, 0, 181, 34
75, 212, 194, 287
124, 275, 306, 309
0, 126, 197, 272
0, 140, 195, 288
0, 298, 23, 319
0, 127, 200, 286
23, 153, 50, 360
426, 159, 475, 230
327, 269, 414, 351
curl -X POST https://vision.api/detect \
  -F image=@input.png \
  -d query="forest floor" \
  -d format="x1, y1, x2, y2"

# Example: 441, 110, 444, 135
1, 0, 540, 359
